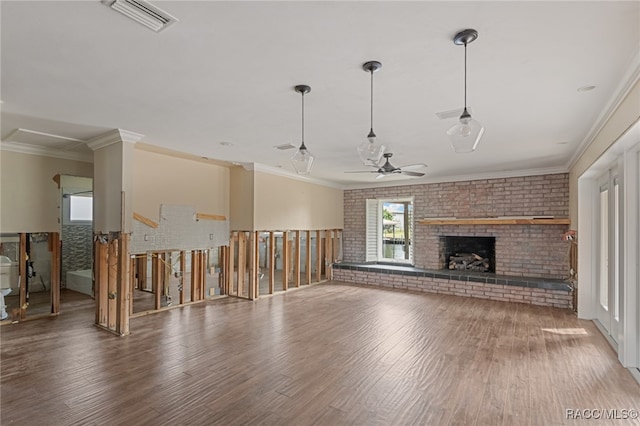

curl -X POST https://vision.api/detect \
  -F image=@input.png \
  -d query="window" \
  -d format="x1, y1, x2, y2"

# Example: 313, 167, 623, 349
69, 195, 93, 222
365, 197, 414, 264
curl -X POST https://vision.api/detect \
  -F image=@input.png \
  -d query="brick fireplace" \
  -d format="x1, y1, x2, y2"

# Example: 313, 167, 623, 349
343, 173, 570, 280
440, 236, 495, 272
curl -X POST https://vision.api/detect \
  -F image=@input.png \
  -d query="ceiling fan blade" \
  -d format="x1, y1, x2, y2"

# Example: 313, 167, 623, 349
399, 163, 427, 171
344, 171, 380, 174
375, 173, 387, 180
401, 171, 425, 177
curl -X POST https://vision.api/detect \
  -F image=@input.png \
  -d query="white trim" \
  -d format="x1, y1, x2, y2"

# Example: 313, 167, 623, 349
344, 166, 568, 190
0, 141, 93, 163
249, 162, 345, 190
566, 49, 640, 170
577, 175, 597, 319
86, 129, 144, 151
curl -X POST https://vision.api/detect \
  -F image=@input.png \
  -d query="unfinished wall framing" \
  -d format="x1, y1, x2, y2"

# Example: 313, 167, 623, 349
227, 229, 342, 299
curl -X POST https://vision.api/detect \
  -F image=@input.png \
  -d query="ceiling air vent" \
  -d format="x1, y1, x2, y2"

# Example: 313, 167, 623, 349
110, 0, 178, 32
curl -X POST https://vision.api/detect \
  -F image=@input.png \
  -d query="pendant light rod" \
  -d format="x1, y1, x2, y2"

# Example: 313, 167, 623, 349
294, 84, 311, 149
453, 29, 477, 115
362, 61, 382, 139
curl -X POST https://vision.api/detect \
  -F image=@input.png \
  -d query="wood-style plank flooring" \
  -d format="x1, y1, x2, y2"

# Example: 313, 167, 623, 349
1, 282, 639, 425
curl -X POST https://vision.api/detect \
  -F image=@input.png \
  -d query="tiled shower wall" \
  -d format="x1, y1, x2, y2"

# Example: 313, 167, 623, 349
343, 173, 570, 279
61, 224, 93, 287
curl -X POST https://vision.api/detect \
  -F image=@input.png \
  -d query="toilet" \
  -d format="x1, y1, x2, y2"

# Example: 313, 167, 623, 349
0, 288, 10, 320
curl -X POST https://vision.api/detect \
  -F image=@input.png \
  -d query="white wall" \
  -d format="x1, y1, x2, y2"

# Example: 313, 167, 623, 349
0, 150, 92, 232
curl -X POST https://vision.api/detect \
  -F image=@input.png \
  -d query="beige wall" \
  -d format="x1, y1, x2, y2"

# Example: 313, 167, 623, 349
93, 142, 126, 233
229, 166, 254, 231
569, 80, 640, 225
253, 171, 343, 231
0, 151, 93, 232
133, 149, 230, 222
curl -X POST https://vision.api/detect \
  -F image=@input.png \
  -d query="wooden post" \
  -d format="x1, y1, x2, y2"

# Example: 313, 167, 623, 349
315, 230, 322, 283
180, 251, 186, 304
190, 250, 198, 302
129, 256, 135, 316
237, 233, 246, 298
116, 234, 130, 335
94, 237, 108, 327
153, 253, 162, 310
294, 231, 301, 288
228, 236, 235, 296
107, 238, 118, 331
282, 231, 289, 291
137, 254, 147, 290
333, 229, 340, 263
326, 230, 333, 280
18, 233, 27, 320
269, 232, 275, 294
306, 230, 312, 285
48, 232, 61, 315
251, 231, 259, 299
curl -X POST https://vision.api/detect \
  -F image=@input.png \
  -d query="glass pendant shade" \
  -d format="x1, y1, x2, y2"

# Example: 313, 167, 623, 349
291, 143, 315, 175
290, 84, 314, 175
357, 133, 386, 166
447, 113, 484, 153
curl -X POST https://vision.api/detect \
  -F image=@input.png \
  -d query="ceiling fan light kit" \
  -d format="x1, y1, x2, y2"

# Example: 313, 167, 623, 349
447, 28, 485, 153
290, 84, 315, 175
357, 60, 386, 167
345, 152, 426, 179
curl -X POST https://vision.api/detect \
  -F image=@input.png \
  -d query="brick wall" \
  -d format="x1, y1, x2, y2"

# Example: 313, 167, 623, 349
333, 268, 573, 309
343, 173, 570, 279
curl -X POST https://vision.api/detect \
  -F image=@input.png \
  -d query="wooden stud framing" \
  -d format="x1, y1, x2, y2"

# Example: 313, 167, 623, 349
251, 231, 259, 299
227, 236, 235, 296
116, 233, 130, 335
316, 230, 322, 283
325, 230, 333, 280
269, 232, 275, 294
153, 253, 162, 310
196, 212, 227, 221
129, 256, 135, 316
94, 237, 108, 327
48, 232, 61, 315
107, 238, 118, 331
137, 254, 147, 290
294, 231, 301, 288
305, 231, 312, 285
237, 233, 246, 298
282, 231, 289, 291
332, 229, 340, 264
133, 212, 159, 228
18, 233, 27, 320
191, 250, 199, 302
180, 251, 186, 304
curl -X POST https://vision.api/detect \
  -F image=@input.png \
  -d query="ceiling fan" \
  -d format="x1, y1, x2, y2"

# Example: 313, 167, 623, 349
346, 153, 427, 180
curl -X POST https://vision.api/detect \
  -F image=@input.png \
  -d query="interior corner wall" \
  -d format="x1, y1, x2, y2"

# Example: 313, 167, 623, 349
569, 79, 640, 226
93, 143, 125, 233
132, 149, 230, 222
0, 150, 93, 232
253, 171, 344, 231
229, 166, 254, 231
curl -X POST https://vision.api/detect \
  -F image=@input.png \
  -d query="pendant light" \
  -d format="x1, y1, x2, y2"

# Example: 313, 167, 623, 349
357, 61, 386, 167
291, 84, 315, 175
447, 29, 484, 153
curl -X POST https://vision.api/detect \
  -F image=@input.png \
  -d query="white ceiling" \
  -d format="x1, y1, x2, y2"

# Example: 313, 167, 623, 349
1, 1, 639, 188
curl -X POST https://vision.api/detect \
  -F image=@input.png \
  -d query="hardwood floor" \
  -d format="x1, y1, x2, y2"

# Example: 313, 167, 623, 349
1, 282, 639, 425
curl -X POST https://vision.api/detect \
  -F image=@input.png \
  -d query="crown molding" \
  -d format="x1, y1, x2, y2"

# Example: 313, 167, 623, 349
248, 163, 346, 190
343, 166, 569, 190
0, 141, 93, 163
86, 129, 145, 151
566, 49, 640, 170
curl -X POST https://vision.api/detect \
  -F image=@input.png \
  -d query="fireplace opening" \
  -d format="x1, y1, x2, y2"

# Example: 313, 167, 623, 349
440, 236, 495, 273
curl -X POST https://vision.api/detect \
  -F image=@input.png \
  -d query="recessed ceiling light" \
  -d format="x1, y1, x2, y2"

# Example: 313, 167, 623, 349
577, 85, 596, 92
219, 141, 233, 147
